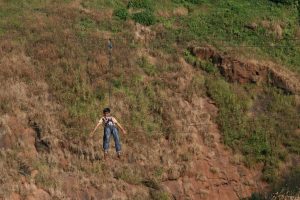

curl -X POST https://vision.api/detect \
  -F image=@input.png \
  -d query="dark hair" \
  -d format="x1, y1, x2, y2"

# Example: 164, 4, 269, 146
103, 107, 111, 113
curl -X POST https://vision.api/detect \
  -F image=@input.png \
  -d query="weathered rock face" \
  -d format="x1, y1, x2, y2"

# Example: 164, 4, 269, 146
190, 46, 300, 95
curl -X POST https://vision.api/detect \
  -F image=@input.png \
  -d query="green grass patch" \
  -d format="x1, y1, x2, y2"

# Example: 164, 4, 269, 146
128, 0, 153, 9
206, 78, 249, 147
248, 166, 300, 199
168, 0, 300, 73
132, 10, 156, 26
113, 7, 129, 20
206, 75, 300, 182
184, 50, 218, 73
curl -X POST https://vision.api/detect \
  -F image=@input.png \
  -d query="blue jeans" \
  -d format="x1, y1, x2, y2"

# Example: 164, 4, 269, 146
103, 125, 121, 152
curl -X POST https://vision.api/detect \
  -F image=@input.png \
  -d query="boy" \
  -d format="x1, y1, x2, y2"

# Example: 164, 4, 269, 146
90, 108, 126, 159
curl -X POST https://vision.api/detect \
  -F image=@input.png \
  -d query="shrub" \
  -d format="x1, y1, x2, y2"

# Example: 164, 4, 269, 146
114, 8, 129, 20
132, 10, 156, 26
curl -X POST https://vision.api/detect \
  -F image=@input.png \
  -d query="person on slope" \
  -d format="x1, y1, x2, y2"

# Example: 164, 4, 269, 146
90, 108, 126, 159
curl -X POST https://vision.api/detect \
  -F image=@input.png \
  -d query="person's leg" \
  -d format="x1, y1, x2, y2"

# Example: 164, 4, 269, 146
112, 126, 121, 156
103, 126, 111, 157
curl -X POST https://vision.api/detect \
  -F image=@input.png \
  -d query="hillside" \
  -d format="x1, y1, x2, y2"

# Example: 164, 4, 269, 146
0, 0, 300, 199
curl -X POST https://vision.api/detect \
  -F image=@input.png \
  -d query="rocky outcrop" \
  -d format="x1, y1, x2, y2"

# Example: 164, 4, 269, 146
190, 46, 300, 95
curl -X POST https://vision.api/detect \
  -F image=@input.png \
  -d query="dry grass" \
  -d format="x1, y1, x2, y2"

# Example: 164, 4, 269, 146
0, 0, 299, 199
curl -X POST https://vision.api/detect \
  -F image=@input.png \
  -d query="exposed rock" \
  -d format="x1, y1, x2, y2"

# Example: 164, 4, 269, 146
190, 46, 300, 94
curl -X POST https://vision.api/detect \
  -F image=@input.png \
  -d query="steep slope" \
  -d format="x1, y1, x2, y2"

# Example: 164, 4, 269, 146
0, 0, 299, 200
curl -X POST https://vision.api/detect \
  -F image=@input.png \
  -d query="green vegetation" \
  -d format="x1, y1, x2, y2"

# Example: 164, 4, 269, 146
81, 0, 123, 10
205, 75, 299, 182
269, 0, 297, 4
162, 0, 300, 73
33, 158, 59, 190
132, 10, 156, 26
114, 7, 129, 20
115, 167, 142, 185
172, 0, 203, 5
247, 166, 300, 199
128, 0, 153, 9
0, 0, 299, 197
184, 50, 218, 74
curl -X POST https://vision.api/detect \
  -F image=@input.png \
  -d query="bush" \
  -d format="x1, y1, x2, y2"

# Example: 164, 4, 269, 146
114, 8, 129, 20
132, 10, 156, 26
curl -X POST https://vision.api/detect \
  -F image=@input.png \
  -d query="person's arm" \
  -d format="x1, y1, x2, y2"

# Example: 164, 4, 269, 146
113, 117, 126, 134
117, 122, 126, 134
90, 118, 103, 137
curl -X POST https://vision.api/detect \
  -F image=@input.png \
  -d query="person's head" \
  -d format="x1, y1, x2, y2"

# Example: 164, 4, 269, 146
103, 107, 111, 117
